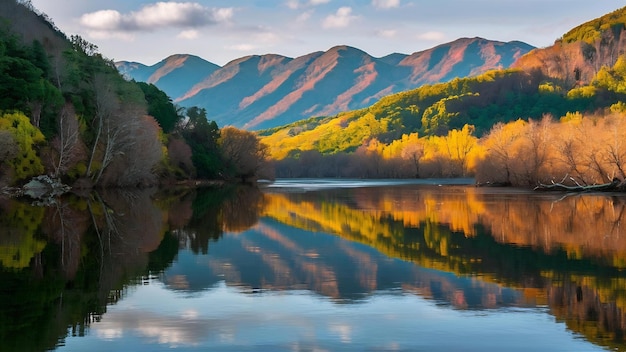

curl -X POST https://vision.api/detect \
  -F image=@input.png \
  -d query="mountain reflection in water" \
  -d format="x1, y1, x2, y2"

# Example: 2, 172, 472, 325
0, 180, 624, 351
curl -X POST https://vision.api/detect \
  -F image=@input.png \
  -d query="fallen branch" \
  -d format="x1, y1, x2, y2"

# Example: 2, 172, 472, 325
534, 177, 623, 192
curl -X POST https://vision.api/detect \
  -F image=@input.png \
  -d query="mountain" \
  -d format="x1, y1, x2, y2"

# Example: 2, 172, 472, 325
116, 38, 533, 130
116, 54, 220, 104
260, 6, 626, 161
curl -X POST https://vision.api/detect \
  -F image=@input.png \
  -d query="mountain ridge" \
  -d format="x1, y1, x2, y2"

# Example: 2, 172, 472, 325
116, 37, 534, 130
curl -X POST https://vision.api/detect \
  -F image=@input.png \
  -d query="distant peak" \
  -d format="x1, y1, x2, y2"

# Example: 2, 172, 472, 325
327, 45, 363, 52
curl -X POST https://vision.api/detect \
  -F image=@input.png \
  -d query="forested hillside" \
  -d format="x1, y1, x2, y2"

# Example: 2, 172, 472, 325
262, 6, 626, 188
0, 0, 270, 189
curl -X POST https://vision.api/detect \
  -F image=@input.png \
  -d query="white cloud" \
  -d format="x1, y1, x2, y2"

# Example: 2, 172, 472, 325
79, 2, 233, 32
255, 32, 281, 44
286, 0, 300, 10
377, 29, 397, 38
323, 7, 356, 29
227, 44, 257, 51
372, 0, 400, 9
417, 31, 445, 41
177, 29, 199, 39
296, 10, 313, 22
286, 0, 329, 9
213, 8, 235, 22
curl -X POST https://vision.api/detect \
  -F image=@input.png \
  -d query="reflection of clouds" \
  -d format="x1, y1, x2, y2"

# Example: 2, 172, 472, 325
70, 281, 597, 351
181, 309, 198, 319
93, 310, 219, 347
96, 328, 123, 340
88, 283, 346, 348
329, 323, 352, 343
138, 325, 189, 345
166, 275, 189, 290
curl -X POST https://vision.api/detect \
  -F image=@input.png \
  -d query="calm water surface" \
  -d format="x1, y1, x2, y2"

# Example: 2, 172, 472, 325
1, 179, 625, 351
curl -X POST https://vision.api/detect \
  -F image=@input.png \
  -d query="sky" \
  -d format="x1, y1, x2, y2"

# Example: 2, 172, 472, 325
28, 0, 626, 66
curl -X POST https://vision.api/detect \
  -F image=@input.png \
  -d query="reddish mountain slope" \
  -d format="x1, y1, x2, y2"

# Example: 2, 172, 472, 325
117, 38, 533, 130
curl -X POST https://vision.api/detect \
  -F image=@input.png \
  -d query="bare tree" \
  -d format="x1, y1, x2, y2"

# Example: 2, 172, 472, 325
85, 73, 118, 181
602, 114, 626, 180
112, 115, 163, 186
401, 142, 424, 178
51, 103, 83, 177
519, 115, 553, 184
220, 127, 269, 181
167, 137, 195, 178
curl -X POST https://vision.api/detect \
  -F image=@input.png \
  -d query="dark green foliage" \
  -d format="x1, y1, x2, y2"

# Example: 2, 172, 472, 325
181, 107, 223, 179
0, 28, 60, 119
0, 55, 41, 111
28, 39, 50, 78
137, 82, 180, 133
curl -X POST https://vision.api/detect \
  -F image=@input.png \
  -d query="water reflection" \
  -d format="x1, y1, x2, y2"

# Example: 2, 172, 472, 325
0, 181, 625, 350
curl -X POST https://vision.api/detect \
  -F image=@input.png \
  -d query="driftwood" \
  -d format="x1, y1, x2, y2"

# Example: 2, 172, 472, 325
534, 175, 626, 192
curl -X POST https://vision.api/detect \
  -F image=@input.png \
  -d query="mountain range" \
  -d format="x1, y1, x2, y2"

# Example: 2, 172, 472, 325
116, 37, 533, 130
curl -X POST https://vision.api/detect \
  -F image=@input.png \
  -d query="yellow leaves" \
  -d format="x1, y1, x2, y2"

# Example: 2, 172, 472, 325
0, 200, 45, 269
380, 132, 420, 159
261, 111, 392, 160
567, 86, 597, 99
610, 102, 626, 113
0, 111, 45, 181
594, 54, 626, 93
421, 125, 479, 176
538, 82, 563, 94
560, 111, 584, 124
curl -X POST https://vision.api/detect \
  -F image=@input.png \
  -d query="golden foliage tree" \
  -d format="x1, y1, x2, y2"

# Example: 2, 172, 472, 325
0, 111, 45, 181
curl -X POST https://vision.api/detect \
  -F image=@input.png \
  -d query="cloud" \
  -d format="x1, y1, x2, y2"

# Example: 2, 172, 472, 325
227, 44, 257, 51
79, 2, 233, 32
177, 29, 199, 39
377, 29, 397, 38
323, 7, 356, 29
286, 0, 300, 10
286, 0, 330, 9
372, 0, 400, 9
417, 31, 445, 41
296, 11, 313, 22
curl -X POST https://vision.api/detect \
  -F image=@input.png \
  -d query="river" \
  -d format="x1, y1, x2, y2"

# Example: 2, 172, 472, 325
1, 179, 624, 351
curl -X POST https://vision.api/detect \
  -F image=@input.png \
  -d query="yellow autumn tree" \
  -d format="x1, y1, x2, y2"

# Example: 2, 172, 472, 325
421, 125, 479, 177
475, 119, 527, 185
0, 111, 46, 182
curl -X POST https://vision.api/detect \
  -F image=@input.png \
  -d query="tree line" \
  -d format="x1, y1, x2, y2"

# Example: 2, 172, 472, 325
275, 107, 626, 189
0, 9, 270, 189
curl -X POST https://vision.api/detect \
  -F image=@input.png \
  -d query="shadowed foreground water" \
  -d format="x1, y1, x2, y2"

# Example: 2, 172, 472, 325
1, 179, 625, 351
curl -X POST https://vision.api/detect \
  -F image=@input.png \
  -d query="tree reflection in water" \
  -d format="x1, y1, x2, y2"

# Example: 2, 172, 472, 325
0, 183, 626, 350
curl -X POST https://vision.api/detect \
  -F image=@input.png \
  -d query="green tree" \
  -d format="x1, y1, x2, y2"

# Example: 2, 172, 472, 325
137, 82, 180, 133
181, 107, 222, 179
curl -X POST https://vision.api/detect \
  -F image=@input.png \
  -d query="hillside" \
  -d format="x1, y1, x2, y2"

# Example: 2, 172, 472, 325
514, 7, 626, 85
117, 38, 533, 130
261, 6, 626, 162
0, 0, 271, 187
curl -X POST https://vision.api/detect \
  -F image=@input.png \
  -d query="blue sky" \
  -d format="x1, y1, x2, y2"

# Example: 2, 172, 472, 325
29, 0, 625, 66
